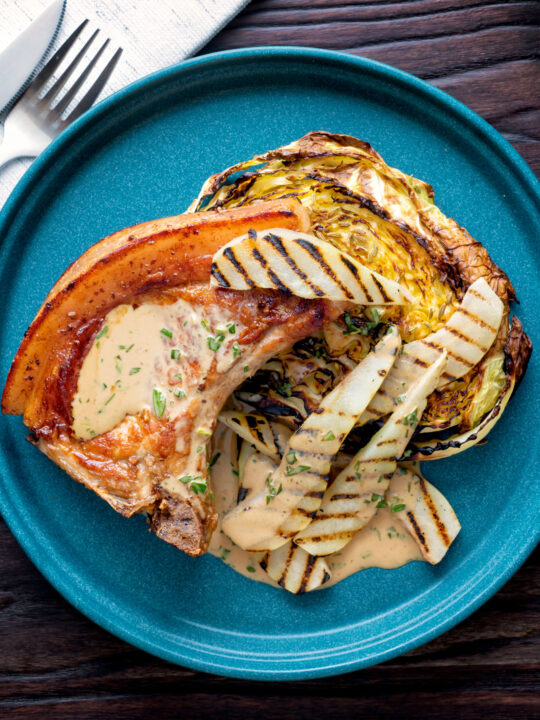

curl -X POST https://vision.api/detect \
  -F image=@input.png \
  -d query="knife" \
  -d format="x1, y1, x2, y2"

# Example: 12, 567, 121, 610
0, 0, 65, 114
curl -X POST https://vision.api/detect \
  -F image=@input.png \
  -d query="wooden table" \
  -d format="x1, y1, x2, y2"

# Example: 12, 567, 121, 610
1, 1, 538, 717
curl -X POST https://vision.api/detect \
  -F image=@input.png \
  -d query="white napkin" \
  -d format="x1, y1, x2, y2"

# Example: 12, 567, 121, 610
0, 0, 249, 207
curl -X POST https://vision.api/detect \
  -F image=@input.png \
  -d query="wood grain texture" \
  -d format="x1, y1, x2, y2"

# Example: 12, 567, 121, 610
206, 0, 540, 174
1, 1, 538, 717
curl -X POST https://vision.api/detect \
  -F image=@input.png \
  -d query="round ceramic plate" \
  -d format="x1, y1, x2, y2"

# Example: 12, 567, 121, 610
0, 48, 538, 681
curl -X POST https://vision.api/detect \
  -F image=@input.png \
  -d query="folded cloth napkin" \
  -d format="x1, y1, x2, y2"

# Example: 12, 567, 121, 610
0, 0, 249, 207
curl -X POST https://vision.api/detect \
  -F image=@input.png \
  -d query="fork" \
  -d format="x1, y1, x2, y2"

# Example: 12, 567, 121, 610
0, 20, 122, 170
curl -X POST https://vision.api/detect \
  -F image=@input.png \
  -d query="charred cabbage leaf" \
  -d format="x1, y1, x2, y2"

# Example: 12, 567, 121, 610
191, 132, 531, 458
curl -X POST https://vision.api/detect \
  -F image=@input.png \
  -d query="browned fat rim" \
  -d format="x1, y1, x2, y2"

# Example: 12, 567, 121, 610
2, 199, 310, 418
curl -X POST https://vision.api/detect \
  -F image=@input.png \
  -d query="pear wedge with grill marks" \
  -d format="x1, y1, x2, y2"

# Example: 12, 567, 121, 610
359, 278, 503, 426
211, 228, 414, 305
221, 327, 401, 553
387, 468, 461, 564
294, 352, 447, 556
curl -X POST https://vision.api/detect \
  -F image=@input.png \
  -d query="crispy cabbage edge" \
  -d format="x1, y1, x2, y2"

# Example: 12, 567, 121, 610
190, 132, 532, 458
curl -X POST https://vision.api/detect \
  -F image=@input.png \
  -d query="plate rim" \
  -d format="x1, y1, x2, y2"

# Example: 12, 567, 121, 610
0, 46, 538, 681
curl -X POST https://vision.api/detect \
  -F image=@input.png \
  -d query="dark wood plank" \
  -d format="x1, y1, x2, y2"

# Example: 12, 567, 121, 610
205, 0, 540, 174
1, 1, 538, 717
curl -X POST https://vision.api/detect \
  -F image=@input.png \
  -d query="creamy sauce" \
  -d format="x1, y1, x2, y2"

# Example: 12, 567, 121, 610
72, 299, 244, 440
74, 301, 424, 590
208, 428, 423, 589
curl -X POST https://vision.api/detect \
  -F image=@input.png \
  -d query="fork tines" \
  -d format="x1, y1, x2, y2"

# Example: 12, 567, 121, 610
23, 19, 122, 125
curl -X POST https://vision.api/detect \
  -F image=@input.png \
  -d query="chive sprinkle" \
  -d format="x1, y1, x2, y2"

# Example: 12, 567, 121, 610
152, 388, 166, 418
129, 367, 141, 375
322, 431, 335, 441
96, 326, 108, 339
286, 464, 310, 476
160, 328, 173, 338
171, 348, 181, 360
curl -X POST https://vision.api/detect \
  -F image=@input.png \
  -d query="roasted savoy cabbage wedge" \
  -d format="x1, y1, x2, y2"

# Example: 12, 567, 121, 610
189, 132, 531, 458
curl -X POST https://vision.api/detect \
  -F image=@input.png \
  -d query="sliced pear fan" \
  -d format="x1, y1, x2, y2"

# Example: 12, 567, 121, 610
260, 541, 331, 594
211, 228, 414, 305
218, 411, 291, 463
294, 352, 447, 556
221, 327, 402, 553
387, 468, 461, 563
360, 278, 503, 425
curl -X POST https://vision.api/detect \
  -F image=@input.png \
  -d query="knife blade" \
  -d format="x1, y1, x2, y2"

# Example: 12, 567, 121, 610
0, 0, 65, 114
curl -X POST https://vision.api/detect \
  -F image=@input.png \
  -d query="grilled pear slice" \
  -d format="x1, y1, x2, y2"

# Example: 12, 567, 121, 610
232, 442, 331, 594
211, 228, 414, 305
294, 352, 447, 556
260, 541, 331, 594
387, 468, 461, 563
218, 411, 292, 463
359, 278, 503, 425
221, 327, 401, 553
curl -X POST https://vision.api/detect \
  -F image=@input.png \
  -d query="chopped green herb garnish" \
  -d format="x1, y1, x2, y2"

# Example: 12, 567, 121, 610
397, 394, 405, 404
342, 309, 381, 336
208, 452, 221, 469
232, 341, 241, 358
376, 499, 388, 508
322, 431, 335, 441
243, 365, 249, 373
96, 326, 108, 340
115, 355, 122, 373
278, 382, 292, 398
201, 319, 210, 331
196, 446, 203, 453
286, 464, 310, 476
171, 348, 181, 360
221, 548, 231, 561
208, 331, 226, 351
391, 503, 406, 513
160, 328, 173, 338
231, 468, 239, 477
152, 388, 166, 418
286, 450, 297, 464
227, 322, 236, 334
104, 393, 115, 406
265, 474, 283, 504
125, 343, 134, 352
190, 478, 208, 495
129, 367, 141, 375
102, 383, 107, 390
178, 475, 207, 494
173, 388, 186, 399
403, 408, 418, 426
246, 565, 256, 573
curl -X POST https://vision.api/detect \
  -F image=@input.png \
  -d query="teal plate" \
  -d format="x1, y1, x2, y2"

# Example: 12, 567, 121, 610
0, 48, 538, 680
